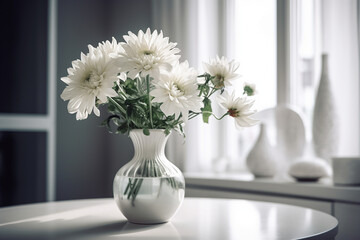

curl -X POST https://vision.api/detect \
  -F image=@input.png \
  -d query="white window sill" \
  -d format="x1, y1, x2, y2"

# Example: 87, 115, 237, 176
184, 171, 360, 204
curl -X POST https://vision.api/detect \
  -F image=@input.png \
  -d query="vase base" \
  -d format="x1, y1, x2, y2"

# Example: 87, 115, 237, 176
127, 219, 168, 225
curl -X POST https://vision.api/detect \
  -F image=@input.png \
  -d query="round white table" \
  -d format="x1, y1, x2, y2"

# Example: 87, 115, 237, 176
0, 197, 338, 240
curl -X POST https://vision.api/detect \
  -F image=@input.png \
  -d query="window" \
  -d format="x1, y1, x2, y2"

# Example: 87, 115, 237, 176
154, 0, 277, 172
233, 0, 277, 111
228, 0, 277, 171
160, 0, 359, 173
289, 0, 360, 156
0, 0, 57, 206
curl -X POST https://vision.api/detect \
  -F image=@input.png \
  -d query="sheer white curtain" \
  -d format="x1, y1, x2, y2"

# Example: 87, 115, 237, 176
321, 0, 359, 156
152, 0, 359, 173
152, 0, 278, 172
152, 0, 229, 172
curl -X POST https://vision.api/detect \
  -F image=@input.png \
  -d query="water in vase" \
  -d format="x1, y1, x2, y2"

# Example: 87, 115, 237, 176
113, 176, 185, 224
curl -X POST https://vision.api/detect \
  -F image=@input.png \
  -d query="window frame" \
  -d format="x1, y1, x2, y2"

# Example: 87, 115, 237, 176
0, 0, 57, 202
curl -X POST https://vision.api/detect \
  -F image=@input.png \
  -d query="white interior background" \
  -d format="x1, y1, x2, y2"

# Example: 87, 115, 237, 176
154, 0, 360, 173
0, 0, 359, 203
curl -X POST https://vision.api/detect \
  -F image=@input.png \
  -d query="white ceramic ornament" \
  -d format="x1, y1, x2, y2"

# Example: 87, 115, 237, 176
312, 54, 339, 162
252, 106, 306, 174
246, 123, 277, 177
288, 157, 331, 181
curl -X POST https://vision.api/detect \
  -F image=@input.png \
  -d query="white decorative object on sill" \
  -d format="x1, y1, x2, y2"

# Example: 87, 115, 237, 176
332, 157, 360, 185
288, 157, 331, 182
246, 123, 277, 177
252, 105, 306, 174
312, 53, 339, 162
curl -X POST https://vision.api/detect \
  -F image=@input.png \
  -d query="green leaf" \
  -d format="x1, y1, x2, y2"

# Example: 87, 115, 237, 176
108, 104, 115, 112
123, 78, 138, 95
164, 128, 171, 136
244, 85, 254, 96
117, 123, 129, 134
107, 97, 126, 115
201, 98, 212, 123
126, 105, 134, 117
143, 128, 150, 136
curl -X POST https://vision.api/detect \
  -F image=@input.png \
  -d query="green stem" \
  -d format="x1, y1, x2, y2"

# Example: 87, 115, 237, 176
198, 85, 204, 97
188, 112, 200, 120
189, 111, 229, 121
146, 75, 154, 128
117, 86, 127, 100
124, 179, 131, 195
221, 113, 230, 120
108, 97, 126, 115
133, 179, 143, 197
207, 88, 218, 98
136, 77, 144, 94
210, 111, 229, 120
127, 178, 138, 199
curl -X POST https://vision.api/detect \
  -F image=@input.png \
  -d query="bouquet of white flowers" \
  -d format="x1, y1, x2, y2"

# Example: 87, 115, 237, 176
61, 29, 259, 222
60, 28, 257, 136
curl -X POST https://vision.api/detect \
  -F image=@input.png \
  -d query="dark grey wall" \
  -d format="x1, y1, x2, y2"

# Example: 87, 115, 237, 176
56, 0, 152, 200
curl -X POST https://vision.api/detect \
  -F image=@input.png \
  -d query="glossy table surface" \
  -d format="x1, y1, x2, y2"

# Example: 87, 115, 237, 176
0, 197, 338, 240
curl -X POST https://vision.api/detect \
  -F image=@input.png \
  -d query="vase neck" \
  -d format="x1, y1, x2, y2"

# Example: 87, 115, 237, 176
321, 54, 329, 77
129, 130, 169, 160
119, 129, 182, 178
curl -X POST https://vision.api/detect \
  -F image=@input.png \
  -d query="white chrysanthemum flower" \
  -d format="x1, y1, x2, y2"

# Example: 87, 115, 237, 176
60, 44, 118, 120
96, 37, 123, 60
203, 56, 240, 89
243, 81, 257, 96
151, 61, 202, 121
218, 91, 258, 129
115, 28, 181, 79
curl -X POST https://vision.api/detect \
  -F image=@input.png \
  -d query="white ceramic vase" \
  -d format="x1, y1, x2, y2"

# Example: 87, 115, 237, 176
246, 123, 277, 177
113, 129, 185, 224
312, 54, 339, 162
